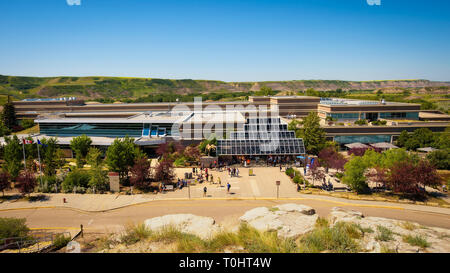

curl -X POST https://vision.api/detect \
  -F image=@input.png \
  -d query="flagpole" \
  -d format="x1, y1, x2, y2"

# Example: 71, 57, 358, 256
22, 138, 27, 171
37, 140, 43, 185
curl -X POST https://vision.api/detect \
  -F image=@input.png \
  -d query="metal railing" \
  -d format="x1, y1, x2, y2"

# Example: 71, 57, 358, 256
0, 231, 72, 253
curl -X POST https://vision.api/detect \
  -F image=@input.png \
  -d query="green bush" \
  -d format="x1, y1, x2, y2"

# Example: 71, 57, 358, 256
37, 175, 61, 193
371, 120, 387, 126
293, 175, 304, 184
402, 235, 430, 248
174, 157, 187, 167
354, 119, 368, 125
285, 168, 295, 178
0, 217, 30, 240
335, 172, 344, 180
375, 226, 394, 242
53, 234, 71, 249
299, 222, 361, 253
62, 170, 90, 192
20, 119, 35, 129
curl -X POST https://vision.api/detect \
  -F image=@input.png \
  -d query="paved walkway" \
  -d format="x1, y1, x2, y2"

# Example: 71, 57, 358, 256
0, 167, 449, 216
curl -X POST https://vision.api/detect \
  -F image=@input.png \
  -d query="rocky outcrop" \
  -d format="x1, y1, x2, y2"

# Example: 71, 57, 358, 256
144, 214, 220, 239
239, 204, 318, 238
330, 207, 450, 253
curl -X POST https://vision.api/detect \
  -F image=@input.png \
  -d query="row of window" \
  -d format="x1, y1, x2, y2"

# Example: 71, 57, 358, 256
229, 131, 295, 140
325, 112, 419, 120
379, 112, 419, 119
247, 118, 281, 124
244, 124, 288, 131
217, 139, 305, 155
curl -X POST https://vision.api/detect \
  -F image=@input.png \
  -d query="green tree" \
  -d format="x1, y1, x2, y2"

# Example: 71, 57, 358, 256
70, 135, 92, 168
3, 135, 23, 179
379, 148, 415, 169
86, 147, 108, 192
88, 168, 108, 192
342, 157, 370, 194
0, 217, 30, 241
106, 136, 140, 183
296, 112, 326, 155
305, 88, 320, 97
257, 86, 275, 96
434, 127, 450, 150
86, 147, 103, 168
0, 121, 11, 137
426, 149, 450, 170
1, 96, 17, 130
41, 137, 59, 176
396, 130, 409, 147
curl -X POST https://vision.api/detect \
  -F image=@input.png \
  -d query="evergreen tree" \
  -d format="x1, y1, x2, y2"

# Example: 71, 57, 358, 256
298, 112, 326, 155
1, 96, 17, 130
70, 135, 92, 168
41, 137, 59, 176
3, 135, 23, 179
106, 136, 141, 183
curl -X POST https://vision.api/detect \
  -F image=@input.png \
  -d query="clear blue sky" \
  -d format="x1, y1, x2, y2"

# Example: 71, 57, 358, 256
0, 0, 449, 82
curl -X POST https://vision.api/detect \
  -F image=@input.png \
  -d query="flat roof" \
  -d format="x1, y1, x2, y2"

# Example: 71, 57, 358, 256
35, 111, 193, 124
183, 111, 245, 124
319, 98, 419, 107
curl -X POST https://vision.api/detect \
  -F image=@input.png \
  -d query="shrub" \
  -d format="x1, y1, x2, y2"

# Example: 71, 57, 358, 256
402, 235, 430, 248
174, 157, 187, 167
53, 234, 71, 249
0, 217, 30, 240
37, 175, 61, 193
426, 149, 450, 170
237, 223, 298, 253
62, 169, 90, 192
371, 120, 387, 126
20, 119, 35, 129
299, 222, 361, 253
354, 119, 368, 125
293, 175, 304, 184
375, 226, 394, 242
285, 168, 295, 178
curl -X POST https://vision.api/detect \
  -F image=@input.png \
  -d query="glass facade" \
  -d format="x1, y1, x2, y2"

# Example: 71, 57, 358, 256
40, 122, 174, 138
327, 112, 419, 120
40, 123, 144, 137
334, 135, 392, 144
379, 112, 419, 119
328, 113, 360, 119
217, 117, 305, 156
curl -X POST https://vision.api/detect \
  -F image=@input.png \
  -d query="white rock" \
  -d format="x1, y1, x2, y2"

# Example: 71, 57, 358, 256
274, 203, 316, 215
239, 207, 271, 222
144, 214, 219, 239
239, 204, 318, 238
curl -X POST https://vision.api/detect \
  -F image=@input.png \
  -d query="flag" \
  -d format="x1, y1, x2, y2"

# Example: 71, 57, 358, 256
37, 139, 47, 147
22, 138, 33, 144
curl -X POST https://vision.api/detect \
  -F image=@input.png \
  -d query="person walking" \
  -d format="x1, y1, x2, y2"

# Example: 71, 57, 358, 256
280, 165, 282, 172
203, 186, 207, 197
236, 168, 239, 177
227, 182, 231, 193
218, 177, 221, 186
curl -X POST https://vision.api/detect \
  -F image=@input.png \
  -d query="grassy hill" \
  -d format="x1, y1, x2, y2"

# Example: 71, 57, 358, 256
1, 75, 449, 100
1, 75, 449, 112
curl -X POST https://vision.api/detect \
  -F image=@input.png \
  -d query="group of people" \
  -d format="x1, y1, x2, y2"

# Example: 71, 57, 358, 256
227, 167, 239, 178
322, 178, 334, 191
176, 178, 188, 189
